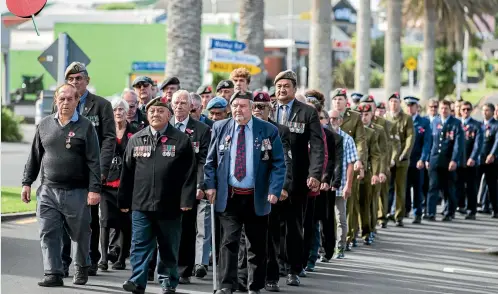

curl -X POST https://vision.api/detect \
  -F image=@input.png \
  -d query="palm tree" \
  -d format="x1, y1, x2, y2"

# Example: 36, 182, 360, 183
309, 0, 332, 109
384, 0, 402, 100
165, 0, 202, 92
354, 0, 372, 94
419, 0, 436, 101
239, 0, 265, 90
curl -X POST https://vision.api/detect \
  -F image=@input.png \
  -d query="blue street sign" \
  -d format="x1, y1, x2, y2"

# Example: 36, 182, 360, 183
132, 62, 165, 72
210, 38, 246, 52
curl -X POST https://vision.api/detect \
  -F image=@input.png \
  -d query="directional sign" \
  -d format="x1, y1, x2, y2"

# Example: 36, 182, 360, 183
211, 50, 261, 65
132, 62, 165, 72
38, 34, 91, 80
210, 38, 246, 52
209, 61, 261, 75
405, 57, 417, 71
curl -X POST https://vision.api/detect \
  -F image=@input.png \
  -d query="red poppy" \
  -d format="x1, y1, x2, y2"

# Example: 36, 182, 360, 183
127, 133, 132, 139
161, 137, 168, 143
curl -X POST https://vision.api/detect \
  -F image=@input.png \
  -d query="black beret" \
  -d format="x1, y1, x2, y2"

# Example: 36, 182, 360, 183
229, 91, 253, 105
197, 84, 213, 95
360, 94, 375, 103
216, 80, 234, 92
274, 70, 297, 85
159, 77, 180, 90
389, 92, 400, 100
145, 97, 173, 113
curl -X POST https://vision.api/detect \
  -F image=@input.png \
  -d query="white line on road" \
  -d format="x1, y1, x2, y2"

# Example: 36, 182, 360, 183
443, 267, 498, 276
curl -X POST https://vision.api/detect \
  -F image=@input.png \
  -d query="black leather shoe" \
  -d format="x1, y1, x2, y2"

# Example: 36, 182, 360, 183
352, 239, 358, 247
88, 263, 98, 276
162, 287, 176, 294
387, 214, 395, 222
248, 291, 261, 294
98, 261, 108, 271
179, 277, 191, 284
112, 261, 126, 270
477, 208, 491, 214
38, 275, 64, 287
345, 242, 352, 251
123, 280, 145, 294
215, 289, 233, 294
442, 215, 452, 221
363, 238, 372, 245
395, 220, 404, 227
412, 216, 422, 224
465, 214, 476, 220
63, 269, 69, 278
381, 222, 387, 228
457, 207, 467, 214
194, 264, 207, 278
265, 282, 280, 292
491, 213, 498, 219
147, 269, 154, 281
298, 269, 307, 277
286, 274, 300, 286
108, 251, 119, 264
73, 267, 89, 285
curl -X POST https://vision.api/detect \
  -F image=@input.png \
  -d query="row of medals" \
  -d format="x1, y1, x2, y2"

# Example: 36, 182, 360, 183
134, 146, 152, 157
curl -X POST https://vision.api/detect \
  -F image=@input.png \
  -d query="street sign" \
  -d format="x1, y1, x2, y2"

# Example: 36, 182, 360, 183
132, 62, 165, 72
209, 61, 261, 75
211, 50, 261, 65
405, 57, 417, 71
38, 34, 91, 81
210, 38, 246, 52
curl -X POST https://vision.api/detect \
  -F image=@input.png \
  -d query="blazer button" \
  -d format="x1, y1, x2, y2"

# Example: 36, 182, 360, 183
439, 144, 442, 147
438, 149, 441, 153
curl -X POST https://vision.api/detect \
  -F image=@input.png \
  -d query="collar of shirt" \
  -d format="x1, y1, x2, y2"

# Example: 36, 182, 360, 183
412, 114, 418, 121
278, 98, 295, 111
234, 117, 253, 132
463, 117, 470, 125
78, 90, 89, 113
149, 124, 168, 136
54, 110, 79, 125
174, 116, 189, 131
441, 115, 450, 125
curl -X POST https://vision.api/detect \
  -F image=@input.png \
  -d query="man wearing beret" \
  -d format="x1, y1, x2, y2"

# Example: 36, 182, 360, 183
375, 101, 387, 117
58, 62, 116, 277
350, 92, 363, 108
118, 97, 197, 294
204, 91, 286, 294
159, 77, 181, 103
385, 92, 415, 227
132, 76, 155, 113
197, 84, 214, 110
331, 88, 366, 249
207, 97, 229, 122
270, 70, 324, 287
217, 80, 235, 117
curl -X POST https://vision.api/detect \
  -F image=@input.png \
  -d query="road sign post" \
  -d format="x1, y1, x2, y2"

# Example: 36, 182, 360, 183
56, 33, 67, 85
408, 70, 414, 94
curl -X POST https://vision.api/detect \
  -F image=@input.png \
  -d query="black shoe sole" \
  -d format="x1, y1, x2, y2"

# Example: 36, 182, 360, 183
38, 281, 64, 287
73, 278, 88, 285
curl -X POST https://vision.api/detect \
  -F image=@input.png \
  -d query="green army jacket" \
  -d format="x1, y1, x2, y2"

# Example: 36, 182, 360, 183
341, 108, 367, 164
385, 111, 415, 167
364, 125, 381, 176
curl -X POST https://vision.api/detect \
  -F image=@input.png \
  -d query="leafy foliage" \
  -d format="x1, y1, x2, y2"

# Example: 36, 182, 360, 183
211, 73, 230, 93
435, 48, 462, 100
332, 59, 384, 88
484, 72, 498, 89
1, 106, 23, 142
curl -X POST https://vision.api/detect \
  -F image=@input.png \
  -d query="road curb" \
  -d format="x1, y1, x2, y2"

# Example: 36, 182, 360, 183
1, 211, 36, 222
485, 248, 498, 256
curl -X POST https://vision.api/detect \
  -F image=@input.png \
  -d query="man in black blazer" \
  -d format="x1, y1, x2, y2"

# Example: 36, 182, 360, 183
59, 62, 116, 276
271, 70, 324, 287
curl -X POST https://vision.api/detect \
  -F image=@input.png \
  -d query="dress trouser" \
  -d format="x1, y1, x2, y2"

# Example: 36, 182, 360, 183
388, 165, 409, 221
281, 194, 307, 275
359, 172, 373, 239
346, 173, 361, 242
266, 203, 284, 283
62, 204, 100, 268
427, 167, 457, 216
218, 193, 269, 291
195, 199, 212, 266
479, 163, 498, 213
378, 177, 390, 224
456, 166, 478, 214
370, 182, 380, 232
37, 185, 91, 276
302, 197, 316, 268
129, 211, 182, 290
405, 166, 424, 217
175, 202, 198, 278
308, 190, 336, 262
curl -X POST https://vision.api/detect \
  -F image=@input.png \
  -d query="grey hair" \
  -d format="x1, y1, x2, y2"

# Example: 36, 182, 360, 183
121, 89, 138, 101
172, 89, 192, 104
111, 97, 130, 113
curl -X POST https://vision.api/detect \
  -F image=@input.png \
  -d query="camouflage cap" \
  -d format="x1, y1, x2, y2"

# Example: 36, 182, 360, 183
350, 92, 364, 102
274, 70, 297, 85
216, 80, 234, 92
332, 88, 348, 99
230, 91, 253, 105
145, 97, 173, 114
65, 62, 88, 79
196, 85, 213, 95
360, 94, 375, 103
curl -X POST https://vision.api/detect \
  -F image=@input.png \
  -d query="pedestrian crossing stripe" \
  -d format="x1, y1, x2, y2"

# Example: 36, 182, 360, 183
15, 217, 37, 224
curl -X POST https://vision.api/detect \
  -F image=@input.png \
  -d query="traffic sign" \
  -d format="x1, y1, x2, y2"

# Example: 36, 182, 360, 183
405, 57, 417, 71
38, 34, 91, 81
209, 61, 261, 75
132, 62, 165, 72
210, 38, 246, 52
211, 50, 261, 65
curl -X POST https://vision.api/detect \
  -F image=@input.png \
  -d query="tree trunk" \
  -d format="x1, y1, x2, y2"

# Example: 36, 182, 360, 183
166, 0, 202, 92
455, 21, 465, 53
420, 0, 437, 101
384, 0, 402, 100
354, 0, 371, 94
239, 0, 265, 90
309, 0, 332, 110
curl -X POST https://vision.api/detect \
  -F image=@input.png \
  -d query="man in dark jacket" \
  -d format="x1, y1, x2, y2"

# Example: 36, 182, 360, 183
59, 62, 116, 276
118, 98, 197, 294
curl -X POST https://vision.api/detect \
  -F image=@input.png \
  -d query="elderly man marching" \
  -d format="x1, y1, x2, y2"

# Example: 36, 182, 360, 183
22, 84, 101, 287
118, 98, 197, 294
204, 91, 286, 294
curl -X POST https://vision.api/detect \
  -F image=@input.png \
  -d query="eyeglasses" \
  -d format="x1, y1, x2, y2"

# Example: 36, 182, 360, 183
134, 82, 150, 89
253, 104, 267, 110
429, 105, 438, 109
461, 108, 471, 112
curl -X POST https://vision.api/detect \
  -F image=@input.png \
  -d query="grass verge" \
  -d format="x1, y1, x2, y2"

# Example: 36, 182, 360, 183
1, 186, 36, 214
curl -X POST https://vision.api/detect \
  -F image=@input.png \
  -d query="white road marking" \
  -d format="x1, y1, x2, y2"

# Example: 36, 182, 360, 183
443, 267, 498, 276
14, 217, 37, 224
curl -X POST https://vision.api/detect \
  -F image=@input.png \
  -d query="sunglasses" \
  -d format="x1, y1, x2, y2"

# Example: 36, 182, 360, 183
429, 105, 438, 109
253, 104, 267, 110
134, 82, 150, 89
461, 108, 471, 112
190, 109, 197, 113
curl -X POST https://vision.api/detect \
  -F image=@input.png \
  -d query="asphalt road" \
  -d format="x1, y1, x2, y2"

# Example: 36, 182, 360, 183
2, 213, 497, 294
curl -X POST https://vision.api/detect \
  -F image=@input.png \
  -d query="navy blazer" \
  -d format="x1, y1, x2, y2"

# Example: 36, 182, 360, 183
428, 116, 464, 168
461, 117, 483, 164
204, 117, 286, 216
410, 115, 432, 167
480, 117, 498, 163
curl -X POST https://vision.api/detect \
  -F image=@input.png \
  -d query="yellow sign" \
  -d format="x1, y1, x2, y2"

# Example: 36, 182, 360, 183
209, 61, 262, 75
405, 57, 417, 71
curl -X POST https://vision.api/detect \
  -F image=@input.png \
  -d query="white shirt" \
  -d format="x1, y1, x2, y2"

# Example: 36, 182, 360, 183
173, 116, 189, 132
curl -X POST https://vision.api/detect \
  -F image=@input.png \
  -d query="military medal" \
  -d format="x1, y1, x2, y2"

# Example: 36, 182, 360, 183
171, 145, 176, 156
219, 144, 225, 151
65, 140, 71, 149
146, 146, 151, 157
161, 137, 168, 156
65, 130, 75, 149
192, 142, 199, 153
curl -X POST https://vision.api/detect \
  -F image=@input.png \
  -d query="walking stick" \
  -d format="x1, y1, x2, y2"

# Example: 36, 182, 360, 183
210, 202, 218, 293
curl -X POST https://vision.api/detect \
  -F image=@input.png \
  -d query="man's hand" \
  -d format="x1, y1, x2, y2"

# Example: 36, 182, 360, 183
371, 175, 379, 185
416, 160, 425, 170
307, 177, 320, 192
87, 192, 101, 205
467, 158, 475, 167
357, 168, 364, 180
390, 160, 395, 168
268, 194, 278, 204
425, 161, 430, 170
342, 186, 352, 200
101, 174, 106, 184
354, 161, 363, 171
379, 173, 387, 183
279, 189, 288, 201
196, 189, 205, 200
486, 154, 495, 165
181, 207, 192, 211
320, 183, 330, 191
21, 186, 31, 203
205, 189, 217, 204
448, 161, 457, 172
120, 208, 129, 213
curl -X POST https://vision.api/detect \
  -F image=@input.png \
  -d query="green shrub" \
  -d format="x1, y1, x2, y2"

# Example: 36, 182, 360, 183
370, 68, 384, 88
332, 59, 355, 88
211, 72, 230, 93
484, 72, 498, 89
96, 3, 136, 10
1, 106, 23, 142
435, 48, 462, 100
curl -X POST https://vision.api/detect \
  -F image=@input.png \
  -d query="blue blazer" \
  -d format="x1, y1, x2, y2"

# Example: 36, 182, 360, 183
429, 116, 464, 168
410, 115, 432, 167
204, 117, 286, 216
480, 117, 498, 163
462, 117, 483, 164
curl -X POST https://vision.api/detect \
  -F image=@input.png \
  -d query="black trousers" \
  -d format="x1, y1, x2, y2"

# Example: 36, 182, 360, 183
302, 197, 316, 269
456, 166, 478, 214
62, 204, 100, 267
319, 190, 336, 260
100, 220, 131, 265
280, 195, 307, 275
177, 202, 198, 278
237, 229, 248, 289
265, 204, 284, 283
480, 164, 498, 213
218, 194, 269, 291
109, 228, 121, 255
427, 167, 457, 216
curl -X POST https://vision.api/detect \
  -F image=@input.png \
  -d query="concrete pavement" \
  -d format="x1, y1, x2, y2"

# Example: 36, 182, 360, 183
2, 213, 497, 294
